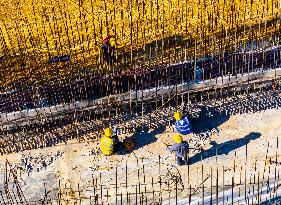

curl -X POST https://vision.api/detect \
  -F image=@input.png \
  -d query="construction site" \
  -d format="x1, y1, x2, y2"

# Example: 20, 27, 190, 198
0, 0, 280, 204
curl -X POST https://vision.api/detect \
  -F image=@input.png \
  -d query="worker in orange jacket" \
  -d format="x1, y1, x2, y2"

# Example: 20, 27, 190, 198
102, 34, 111, 62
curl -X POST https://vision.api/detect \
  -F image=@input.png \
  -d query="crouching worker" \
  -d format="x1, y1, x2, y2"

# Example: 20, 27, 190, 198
100, 127, 120, 156
164, 134, 189, 166
174, 111, 192, 135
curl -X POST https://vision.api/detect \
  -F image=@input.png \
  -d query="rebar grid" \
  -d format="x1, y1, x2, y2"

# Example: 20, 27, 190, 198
0, 132, 280, 205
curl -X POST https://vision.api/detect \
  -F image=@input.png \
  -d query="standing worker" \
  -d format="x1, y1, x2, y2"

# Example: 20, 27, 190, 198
109, 36, 116, 64
102, 34, 111, 62
99, 127, 119, 156
164, 134, 189, 166
174, 111, 192, 135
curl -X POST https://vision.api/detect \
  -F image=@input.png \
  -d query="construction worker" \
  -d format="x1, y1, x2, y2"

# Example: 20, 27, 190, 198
109, 36, 116, 63
164, 134, 189, 166
99, 127, 119, 155
102, 34, 111, 62
174, 111, 192, 135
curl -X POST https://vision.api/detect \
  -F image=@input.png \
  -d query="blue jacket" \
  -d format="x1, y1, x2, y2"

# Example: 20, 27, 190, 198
175, 116, 192, 135
167, 141, 189, 158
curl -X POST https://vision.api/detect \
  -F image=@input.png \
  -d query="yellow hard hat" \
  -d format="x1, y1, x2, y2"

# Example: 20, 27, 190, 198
104, 128, 113, 137
69, 189, 75, 198
173, 134, 183, 144
174, 111, 183, 121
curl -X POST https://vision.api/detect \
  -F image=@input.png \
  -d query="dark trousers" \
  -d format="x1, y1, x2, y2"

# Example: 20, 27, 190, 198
109, 47, 116, 64
112, 135, 120, 153
176, 155, 188, 166
102, 45, 109, 60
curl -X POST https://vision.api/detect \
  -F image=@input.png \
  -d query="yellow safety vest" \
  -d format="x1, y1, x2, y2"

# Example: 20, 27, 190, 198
100, 136, 114, 155
109, 38, 116, 47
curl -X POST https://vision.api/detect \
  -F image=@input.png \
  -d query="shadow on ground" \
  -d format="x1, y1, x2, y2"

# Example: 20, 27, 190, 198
189, 105, 230, 134
119, 125, 166, 155
188, 132, 261, 165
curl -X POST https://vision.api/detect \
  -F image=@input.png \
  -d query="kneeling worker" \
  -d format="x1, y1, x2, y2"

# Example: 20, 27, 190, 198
164, 134, 189, 166
174, 111, 192, 135
100, 127, 119, 156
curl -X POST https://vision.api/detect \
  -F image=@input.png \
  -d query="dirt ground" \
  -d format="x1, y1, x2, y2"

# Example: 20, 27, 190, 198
0, 107, 280, 204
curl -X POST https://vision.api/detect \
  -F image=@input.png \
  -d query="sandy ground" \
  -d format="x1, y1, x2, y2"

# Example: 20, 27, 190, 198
0, 107, 280, 204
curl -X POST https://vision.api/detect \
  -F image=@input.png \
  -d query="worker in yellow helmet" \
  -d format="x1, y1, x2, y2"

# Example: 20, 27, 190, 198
100, 127, 119, 155
174, 111, 192, 135
109, 36, 116, 64
164, 134, 189, 166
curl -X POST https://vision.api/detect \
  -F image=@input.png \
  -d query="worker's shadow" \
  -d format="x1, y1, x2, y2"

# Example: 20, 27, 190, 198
120, 125, 166, 154
190, 106, 230, 134
188, 132, 261, 165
